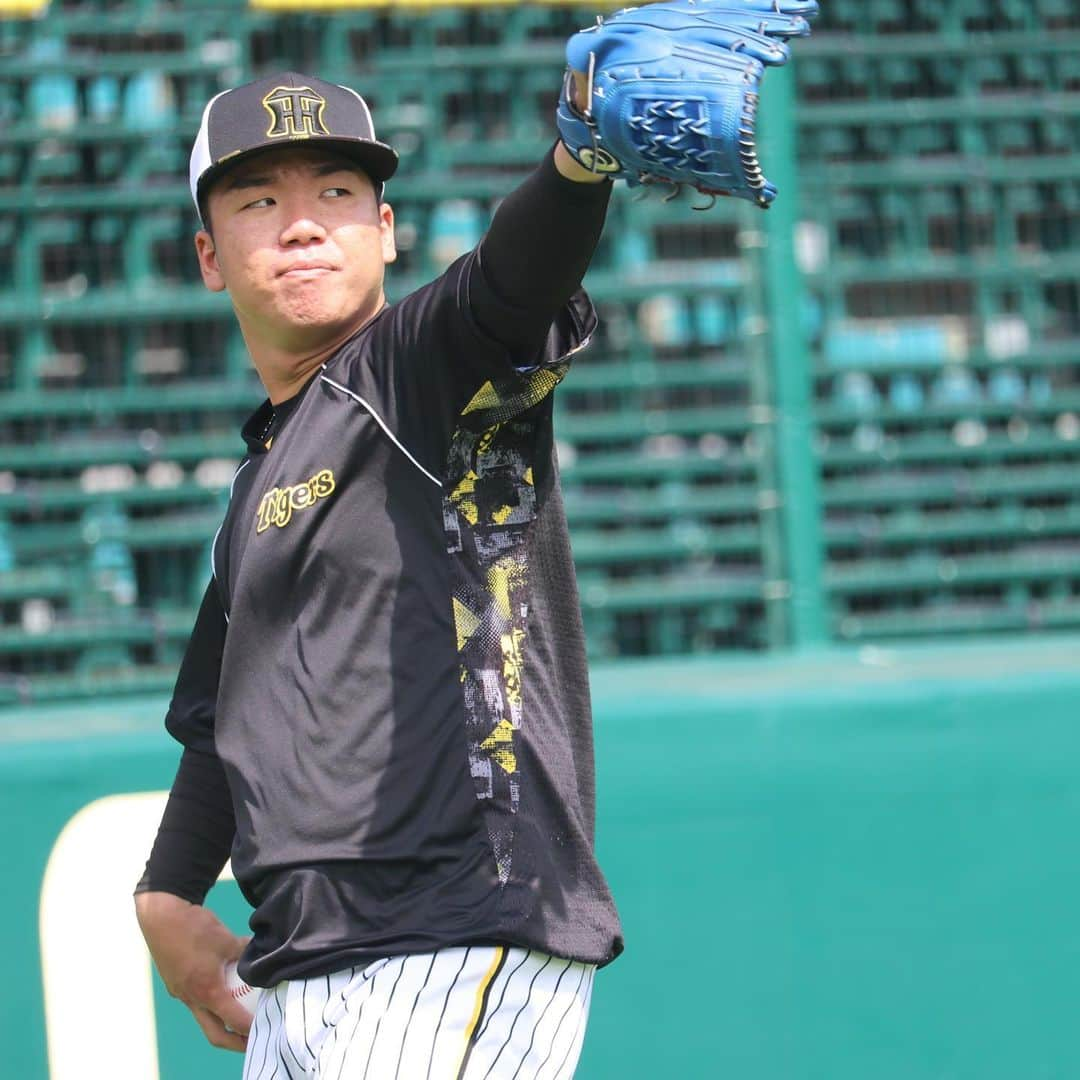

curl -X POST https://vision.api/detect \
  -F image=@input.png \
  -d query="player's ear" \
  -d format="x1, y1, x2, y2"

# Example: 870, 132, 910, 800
195, 229, 226, 293
379, 201, 397, 265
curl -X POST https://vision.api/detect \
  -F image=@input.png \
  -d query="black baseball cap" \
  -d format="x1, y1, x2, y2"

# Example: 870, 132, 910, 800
189, 72, 398, 220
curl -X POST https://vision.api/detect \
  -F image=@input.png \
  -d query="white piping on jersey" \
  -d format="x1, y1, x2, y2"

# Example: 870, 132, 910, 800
319, 374, 443, 488
210, 457, 253, 623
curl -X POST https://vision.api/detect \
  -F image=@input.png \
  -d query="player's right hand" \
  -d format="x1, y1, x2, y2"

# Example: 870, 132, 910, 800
134, 890, 253, 1052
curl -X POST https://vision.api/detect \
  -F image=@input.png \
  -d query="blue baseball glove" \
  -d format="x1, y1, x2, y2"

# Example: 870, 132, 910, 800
556, 0, 818, 207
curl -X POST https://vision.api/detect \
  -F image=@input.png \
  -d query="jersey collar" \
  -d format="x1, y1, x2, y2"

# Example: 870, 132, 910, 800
240, 387, 305, 453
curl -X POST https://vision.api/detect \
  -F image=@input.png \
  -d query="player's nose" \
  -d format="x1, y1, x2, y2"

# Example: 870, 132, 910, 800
279, 210, 327, 247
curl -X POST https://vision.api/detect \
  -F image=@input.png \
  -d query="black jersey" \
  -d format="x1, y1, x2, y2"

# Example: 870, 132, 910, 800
165, 238, 623, 986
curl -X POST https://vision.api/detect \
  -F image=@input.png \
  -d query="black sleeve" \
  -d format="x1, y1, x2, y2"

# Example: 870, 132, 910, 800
165, 578, 226, 753
469, 142, 611, 359
135, 579, 234, 901
135, 746, 235, 903
390, 142, 610, 379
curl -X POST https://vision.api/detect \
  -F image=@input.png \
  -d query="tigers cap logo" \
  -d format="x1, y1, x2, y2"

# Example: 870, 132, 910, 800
262, 85, 330, 139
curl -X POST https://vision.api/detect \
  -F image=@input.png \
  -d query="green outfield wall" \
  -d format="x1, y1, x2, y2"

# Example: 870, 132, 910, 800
4, 637, 1080, 1079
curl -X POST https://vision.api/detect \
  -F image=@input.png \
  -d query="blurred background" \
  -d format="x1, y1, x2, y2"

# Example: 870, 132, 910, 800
2, 0, 1080, 1077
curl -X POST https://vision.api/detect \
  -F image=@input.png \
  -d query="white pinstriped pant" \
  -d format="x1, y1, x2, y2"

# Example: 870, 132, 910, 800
241, 946, 596, 1080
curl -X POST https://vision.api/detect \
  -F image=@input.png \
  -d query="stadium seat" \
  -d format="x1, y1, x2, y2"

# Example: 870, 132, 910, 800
0, 0, 1077, 688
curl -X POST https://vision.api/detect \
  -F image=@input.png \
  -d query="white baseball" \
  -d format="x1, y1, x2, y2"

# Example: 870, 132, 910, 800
224, 960, 258, 1019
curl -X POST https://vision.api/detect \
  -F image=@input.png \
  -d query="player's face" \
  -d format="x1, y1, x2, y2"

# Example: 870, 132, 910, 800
194, 147, 396, 352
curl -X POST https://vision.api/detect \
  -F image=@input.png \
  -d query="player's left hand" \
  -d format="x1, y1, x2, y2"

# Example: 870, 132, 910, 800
556, 0, 819, 207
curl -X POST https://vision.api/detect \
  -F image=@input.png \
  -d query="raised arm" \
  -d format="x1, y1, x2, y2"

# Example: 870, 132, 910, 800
467, 139, 611, 362
335, 79, 614, 471
465, 73, 609, 357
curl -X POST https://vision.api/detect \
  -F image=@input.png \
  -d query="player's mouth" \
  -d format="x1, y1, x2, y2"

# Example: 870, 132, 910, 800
278, 264, 336, 278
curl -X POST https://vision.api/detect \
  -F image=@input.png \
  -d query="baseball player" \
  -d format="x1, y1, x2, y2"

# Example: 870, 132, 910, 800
134, 4, 815, 1077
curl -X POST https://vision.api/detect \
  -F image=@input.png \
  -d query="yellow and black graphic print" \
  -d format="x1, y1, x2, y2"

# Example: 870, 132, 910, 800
444, 363, 569, 885
256, 468, 335, 533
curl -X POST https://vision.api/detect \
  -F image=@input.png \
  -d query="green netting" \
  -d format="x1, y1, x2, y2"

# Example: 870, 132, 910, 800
0, 1, 1078, 692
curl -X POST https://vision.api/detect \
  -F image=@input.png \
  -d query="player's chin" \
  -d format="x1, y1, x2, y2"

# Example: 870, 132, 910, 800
271, 278, 377, 333
276, 295, 351, 328
276, 306, 364, 349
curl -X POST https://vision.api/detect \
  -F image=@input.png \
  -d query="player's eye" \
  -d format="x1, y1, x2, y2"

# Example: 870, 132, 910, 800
322, 187, 351, 198
242, 197, 275, 210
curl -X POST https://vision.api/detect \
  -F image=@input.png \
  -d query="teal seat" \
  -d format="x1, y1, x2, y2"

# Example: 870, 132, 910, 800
1, 0, 1078, 675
